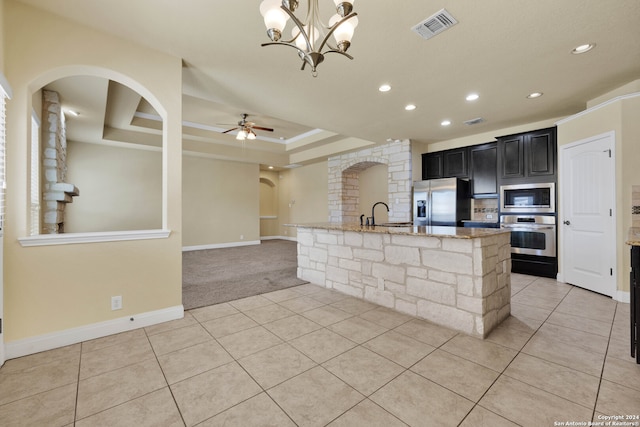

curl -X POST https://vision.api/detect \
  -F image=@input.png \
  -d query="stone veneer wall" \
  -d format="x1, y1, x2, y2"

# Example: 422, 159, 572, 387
297, 228, 512, 337
41, 90, 78, 233
328, 140, 412, 224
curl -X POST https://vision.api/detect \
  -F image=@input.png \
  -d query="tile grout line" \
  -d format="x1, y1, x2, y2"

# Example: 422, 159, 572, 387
219, 295, 405, 426
73, 342, 83, 426
590, 301, 620, 423
192, 302, 302, 426
455, 277, 570, 426
142, 325, 188, 427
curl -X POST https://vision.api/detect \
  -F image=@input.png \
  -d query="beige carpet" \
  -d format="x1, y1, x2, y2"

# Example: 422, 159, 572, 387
182, 239, 308, 310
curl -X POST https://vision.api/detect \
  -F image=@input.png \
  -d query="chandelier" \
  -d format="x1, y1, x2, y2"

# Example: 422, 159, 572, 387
259, 0, 359, 76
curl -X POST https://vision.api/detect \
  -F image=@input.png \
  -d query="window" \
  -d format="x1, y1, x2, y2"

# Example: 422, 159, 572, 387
0, 73, 12, 232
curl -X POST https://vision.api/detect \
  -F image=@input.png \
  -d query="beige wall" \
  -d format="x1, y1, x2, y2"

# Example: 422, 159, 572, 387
285, 161, 329, 238
3, 1, 182, 342
0, 0, 4, 72
557, 92, 640, 294
182, 155, 259, 247
65, 142, 162, 233
360, 164, 389, 224
277, 169, 293, 238
259, 170, 280, 238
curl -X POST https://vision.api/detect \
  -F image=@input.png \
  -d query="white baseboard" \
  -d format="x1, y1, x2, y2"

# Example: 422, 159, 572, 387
5, 305, 184, 360
261, 235, 297, 242
614, 290, 630, 303
182, 240, 261, 252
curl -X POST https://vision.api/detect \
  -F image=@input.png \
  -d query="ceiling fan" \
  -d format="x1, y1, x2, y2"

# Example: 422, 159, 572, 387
222, 113, 274, 140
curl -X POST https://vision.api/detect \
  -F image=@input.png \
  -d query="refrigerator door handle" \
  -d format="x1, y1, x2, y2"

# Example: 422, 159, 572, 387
427, 186, 432, 226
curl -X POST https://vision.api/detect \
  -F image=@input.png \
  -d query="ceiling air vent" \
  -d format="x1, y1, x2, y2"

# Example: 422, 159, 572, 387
464, 117, 485, 126
411, 9, 458, 40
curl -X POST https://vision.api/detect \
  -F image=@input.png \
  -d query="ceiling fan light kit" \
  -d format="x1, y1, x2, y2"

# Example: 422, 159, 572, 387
223, 113, 274, 141
259, 0, 358, 76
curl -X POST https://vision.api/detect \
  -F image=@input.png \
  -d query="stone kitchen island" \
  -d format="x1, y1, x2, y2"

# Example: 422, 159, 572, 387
290, 223, 512, 338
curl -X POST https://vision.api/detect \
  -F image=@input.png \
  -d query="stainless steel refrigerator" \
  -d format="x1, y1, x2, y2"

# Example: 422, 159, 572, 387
412, 178, 471, 226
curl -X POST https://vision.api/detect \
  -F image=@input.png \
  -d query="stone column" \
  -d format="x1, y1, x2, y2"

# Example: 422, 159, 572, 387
41, 90, 79, 234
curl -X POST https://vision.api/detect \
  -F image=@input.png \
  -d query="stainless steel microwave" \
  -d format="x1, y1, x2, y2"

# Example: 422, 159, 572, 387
500, 182, 555, 214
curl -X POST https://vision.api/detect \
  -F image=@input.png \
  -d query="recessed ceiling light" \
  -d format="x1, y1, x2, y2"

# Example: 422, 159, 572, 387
65, 109, 80, 117
572, 43, 595, 54
527, 92, 543, 99
465, 93, 479, 101
441, 120, 451, 126
378, 84, 391, 92
405, 104, 416, 111
268, 166, 274, 169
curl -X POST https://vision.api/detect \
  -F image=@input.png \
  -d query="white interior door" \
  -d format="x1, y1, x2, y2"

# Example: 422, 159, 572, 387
560, 132, 615, 296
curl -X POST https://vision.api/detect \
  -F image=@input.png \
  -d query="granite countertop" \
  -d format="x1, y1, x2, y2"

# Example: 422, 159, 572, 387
461, 219, 499, 224
286, 222, 510, 239
627, 227, 640, 246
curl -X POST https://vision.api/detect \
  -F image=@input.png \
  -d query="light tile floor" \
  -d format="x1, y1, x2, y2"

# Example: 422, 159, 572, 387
1, 274, 639, 426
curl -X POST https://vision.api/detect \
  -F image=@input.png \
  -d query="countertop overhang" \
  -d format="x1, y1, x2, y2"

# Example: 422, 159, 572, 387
286, 222, 510, 239
626, 227, 640, 246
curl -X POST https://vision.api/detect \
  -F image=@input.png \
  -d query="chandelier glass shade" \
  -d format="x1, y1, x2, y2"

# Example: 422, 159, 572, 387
259, 0, 358, 76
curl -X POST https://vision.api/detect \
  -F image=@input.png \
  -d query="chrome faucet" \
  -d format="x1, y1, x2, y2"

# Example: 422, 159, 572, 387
371, 201, 389, 226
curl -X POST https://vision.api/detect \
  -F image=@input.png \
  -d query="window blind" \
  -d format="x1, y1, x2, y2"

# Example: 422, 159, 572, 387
0, 73, 13, 232
0, 93, 6, 231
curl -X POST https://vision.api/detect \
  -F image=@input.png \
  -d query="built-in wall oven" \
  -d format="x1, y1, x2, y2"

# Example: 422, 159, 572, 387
499, 182, 557, 278
500, 215, 556, 257
500, 215, 557, 278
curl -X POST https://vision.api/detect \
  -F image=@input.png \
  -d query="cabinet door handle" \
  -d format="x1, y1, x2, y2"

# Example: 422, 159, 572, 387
563, 220, 571, 225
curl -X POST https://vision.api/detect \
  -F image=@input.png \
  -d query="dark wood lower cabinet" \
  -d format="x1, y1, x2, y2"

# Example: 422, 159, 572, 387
631, 245, 639, 363
511, 253, 557, 279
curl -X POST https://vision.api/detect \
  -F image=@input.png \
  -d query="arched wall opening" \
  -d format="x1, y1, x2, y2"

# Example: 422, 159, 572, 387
26, 66, 167, 236
327, 140, 412, 224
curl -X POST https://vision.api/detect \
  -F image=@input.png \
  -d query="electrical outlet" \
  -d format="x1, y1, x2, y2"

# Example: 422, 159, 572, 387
111, 295, 122, 311
486, 214, 493, 219
240, 234, 244, 240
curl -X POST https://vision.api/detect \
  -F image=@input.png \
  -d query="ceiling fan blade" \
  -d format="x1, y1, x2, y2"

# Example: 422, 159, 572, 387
252, 126, 274, 132
222, 127, 239, 134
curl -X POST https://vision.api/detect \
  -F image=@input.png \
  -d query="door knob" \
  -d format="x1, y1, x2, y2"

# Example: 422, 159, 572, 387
563, 220, 571, 225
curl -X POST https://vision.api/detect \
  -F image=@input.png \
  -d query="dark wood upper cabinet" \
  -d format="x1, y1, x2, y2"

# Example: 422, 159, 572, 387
422, 152, 443, 180
527, 128, 555, 176
421, 127, 554, 194
422, 148, 469, 180
498, 127, 556, 183
499, 135, 525, 179
443, 148, 469, 178
469, 142, 497, 197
